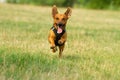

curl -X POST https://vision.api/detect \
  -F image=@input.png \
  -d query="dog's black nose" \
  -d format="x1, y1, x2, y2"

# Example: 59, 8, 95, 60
58, 22, 64, 27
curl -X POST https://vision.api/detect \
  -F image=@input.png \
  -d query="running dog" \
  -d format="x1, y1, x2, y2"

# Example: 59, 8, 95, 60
48, 5, 72, 58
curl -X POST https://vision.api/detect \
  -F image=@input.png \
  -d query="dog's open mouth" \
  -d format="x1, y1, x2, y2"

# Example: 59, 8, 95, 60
57, 26, 62, 34
57, 23, 64, 34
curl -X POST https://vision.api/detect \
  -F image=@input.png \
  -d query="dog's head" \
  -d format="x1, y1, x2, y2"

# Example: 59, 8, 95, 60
52, 5, 72, 34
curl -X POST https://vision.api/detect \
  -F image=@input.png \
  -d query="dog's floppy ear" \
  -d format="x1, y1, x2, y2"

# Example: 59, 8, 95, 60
52, 5, 58, 18
64, 7, 72, 18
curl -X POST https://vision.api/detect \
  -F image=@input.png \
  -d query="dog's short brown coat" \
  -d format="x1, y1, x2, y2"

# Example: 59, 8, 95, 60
48, 5, 72, 58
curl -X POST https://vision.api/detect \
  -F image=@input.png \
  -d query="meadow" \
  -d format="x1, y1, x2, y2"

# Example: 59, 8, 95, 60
0, 4, 120, 80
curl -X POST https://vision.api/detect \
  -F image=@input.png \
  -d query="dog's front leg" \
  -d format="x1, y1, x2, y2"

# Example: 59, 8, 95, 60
49, 37, 57, 53
49, 37, 55, 49
48, 30, 56, 48
48, 30, 57, 52
58, 32, 67, 45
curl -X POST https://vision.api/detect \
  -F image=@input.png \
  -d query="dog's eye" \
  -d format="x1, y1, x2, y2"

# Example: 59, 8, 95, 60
62, 18, 65, 21
56, 18, 59, 20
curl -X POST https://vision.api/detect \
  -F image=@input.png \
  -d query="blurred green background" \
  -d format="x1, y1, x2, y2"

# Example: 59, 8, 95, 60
6, 0, 120, 10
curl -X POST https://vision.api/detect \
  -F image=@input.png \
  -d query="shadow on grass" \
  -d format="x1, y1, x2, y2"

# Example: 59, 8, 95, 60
63, 54, 81, 61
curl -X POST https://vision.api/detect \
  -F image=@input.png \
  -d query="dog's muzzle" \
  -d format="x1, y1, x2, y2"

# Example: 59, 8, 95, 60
57, 22, 64, 28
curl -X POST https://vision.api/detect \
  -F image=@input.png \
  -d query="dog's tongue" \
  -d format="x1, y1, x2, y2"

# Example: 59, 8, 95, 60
57, 27, 62, 34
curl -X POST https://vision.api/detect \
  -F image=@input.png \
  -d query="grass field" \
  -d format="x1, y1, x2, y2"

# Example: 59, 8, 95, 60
0, 3, 120, 80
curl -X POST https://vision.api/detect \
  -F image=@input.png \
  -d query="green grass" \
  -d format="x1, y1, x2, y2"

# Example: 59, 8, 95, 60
0, 3, 120, 80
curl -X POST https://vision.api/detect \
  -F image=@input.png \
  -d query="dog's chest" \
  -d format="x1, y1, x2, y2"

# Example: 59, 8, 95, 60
51, 27, 65, 46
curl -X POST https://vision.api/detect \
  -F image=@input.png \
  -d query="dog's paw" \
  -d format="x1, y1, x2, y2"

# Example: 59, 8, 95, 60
50, 46, 55, 49
52, 47, 57, 53
58, 40, 63, 45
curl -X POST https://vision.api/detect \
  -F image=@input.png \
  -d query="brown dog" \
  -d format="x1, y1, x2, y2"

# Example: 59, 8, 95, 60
48, 5, 72, 58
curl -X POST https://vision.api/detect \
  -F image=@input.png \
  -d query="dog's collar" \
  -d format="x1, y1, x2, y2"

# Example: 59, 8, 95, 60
51, 26, 66, 46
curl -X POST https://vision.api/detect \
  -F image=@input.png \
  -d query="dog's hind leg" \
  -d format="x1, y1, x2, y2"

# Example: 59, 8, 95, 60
58, 44, 65, 58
